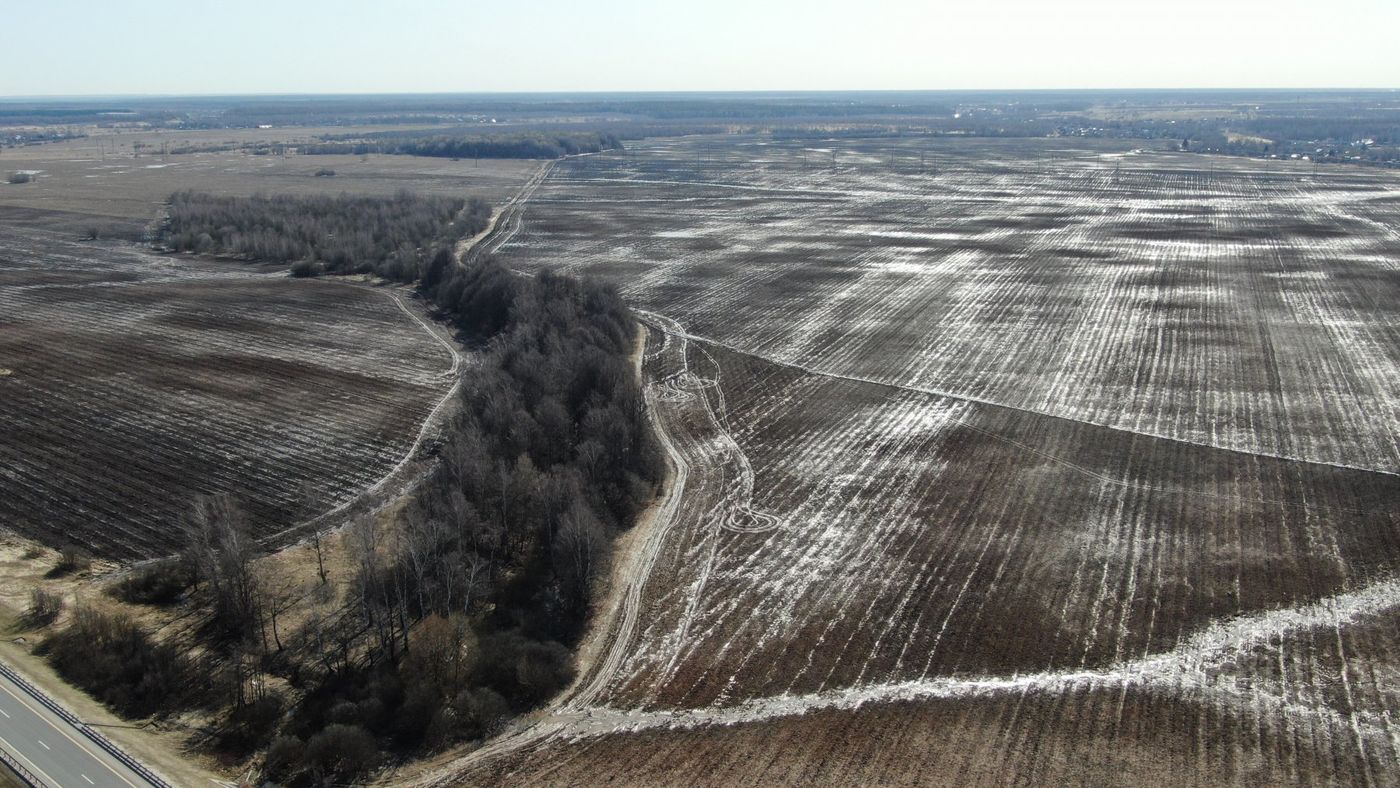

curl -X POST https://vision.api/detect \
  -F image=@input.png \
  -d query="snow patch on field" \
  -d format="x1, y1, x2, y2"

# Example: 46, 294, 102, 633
560, 574, 1400, 735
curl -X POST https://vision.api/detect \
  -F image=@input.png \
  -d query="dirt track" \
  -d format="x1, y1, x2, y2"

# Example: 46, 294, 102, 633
0, 223, 459, 559
421, 137, 1400, 786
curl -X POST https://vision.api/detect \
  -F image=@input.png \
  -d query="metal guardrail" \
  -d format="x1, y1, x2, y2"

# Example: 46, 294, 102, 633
0, 744, 48, 788
0, 660, 171, 788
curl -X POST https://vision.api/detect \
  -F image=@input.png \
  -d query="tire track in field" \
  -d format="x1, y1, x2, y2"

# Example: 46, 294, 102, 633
421, 308, 1400, 784
413, 317, 698, 785
416, 307, 778, 785
462, 160, 556, 266
649, 321, 1400, 483
261, 286, 467, 547
490, 572, 1400, 746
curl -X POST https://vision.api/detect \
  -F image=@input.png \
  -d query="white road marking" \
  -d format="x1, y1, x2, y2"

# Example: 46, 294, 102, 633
0, 730, 61, 788
0, 675, 143, 788
84, 774, 96, 784
38, 739, 50, 750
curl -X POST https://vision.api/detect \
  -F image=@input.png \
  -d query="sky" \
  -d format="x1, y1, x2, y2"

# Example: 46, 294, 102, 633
4, 0, 1398, 96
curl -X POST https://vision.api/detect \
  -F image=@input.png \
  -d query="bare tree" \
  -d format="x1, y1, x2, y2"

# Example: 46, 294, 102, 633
184, 494, 261, 642
300, 482, 329, 585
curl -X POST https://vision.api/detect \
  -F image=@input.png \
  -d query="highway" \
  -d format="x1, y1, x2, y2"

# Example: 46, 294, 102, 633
0, 664, 162, 788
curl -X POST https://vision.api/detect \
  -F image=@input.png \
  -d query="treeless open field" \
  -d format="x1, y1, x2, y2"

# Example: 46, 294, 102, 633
0, 218, 460, 560
422, 137, 1400, 785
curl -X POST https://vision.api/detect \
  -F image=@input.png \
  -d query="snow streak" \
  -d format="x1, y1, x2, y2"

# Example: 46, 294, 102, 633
427, 138, 1400, 785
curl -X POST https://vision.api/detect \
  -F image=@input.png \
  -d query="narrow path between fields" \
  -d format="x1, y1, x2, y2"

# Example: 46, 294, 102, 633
255, 285, 466, 549
415, 305, 1400, 786
409, 154, 1400, 785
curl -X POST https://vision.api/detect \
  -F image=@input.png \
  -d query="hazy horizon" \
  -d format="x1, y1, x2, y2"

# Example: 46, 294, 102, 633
4, 87, 1399, 102
6, 0, 1398, 97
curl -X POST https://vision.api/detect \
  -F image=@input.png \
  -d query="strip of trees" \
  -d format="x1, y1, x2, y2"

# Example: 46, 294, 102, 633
301, 131, 623, 160
162, 191, 490, 281
262, 256, 660, 782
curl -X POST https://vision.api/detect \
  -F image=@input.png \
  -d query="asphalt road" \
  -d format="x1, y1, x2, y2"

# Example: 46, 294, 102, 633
0, 668, 156, 788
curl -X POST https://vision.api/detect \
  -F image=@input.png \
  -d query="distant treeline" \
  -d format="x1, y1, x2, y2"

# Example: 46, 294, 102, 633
759, 109, 1400, 165
162, 191, 490, 280
0, 128, 86, 147
301, 131, 623, 159
1241, 114, 1400, 146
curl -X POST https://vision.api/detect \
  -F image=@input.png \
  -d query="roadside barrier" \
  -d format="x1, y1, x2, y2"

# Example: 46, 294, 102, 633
0, 660, 172, 788
0, 744, 48, 788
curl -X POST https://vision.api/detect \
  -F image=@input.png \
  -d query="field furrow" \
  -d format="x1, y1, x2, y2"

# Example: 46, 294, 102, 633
0, 224, 457, 559
429, 137, 1400, 786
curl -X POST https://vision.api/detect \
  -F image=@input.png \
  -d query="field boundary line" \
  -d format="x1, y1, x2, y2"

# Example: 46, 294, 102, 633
256, 286, 466, 550
429, 573, 1400, 743
648, 322, 1400, 481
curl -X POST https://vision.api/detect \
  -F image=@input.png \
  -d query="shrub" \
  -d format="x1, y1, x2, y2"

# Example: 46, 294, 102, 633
106, 560, 194, 606
38, 608, 195, 718
289, 259, 322, 278
46, 544, 90, 578
450, 687, 509, 740
215, 694, 284, 756
263, 735, 305, 782
474, 631, 575, 708
24, 588, 64, 628
303, 724, 376, 782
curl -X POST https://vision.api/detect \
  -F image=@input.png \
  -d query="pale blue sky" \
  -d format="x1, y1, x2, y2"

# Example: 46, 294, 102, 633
5, 0, 1397, 96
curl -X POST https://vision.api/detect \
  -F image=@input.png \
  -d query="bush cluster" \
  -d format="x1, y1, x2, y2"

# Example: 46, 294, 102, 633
24, 589, 64, 628
107, 560, 195, 606
39, 608, 195, 718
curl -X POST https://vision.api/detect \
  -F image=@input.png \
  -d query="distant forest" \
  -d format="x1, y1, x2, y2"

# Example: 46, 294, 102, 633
162, 191, 491, 280
301, 131, 623, 160
8, 91, 1399, 165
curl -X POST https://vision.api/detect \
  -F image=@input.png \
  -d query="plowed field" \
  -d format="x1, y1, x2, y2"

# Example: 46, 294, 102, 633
0, 222, 458, 559
425, 138, 1400, 785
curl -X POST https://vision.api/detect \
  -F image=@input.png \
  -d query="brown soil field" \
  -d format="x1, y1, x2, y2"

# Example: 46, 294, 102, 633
0, 126, 537, 233
418, 137, 1400, 785
0, 219, 460, 559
